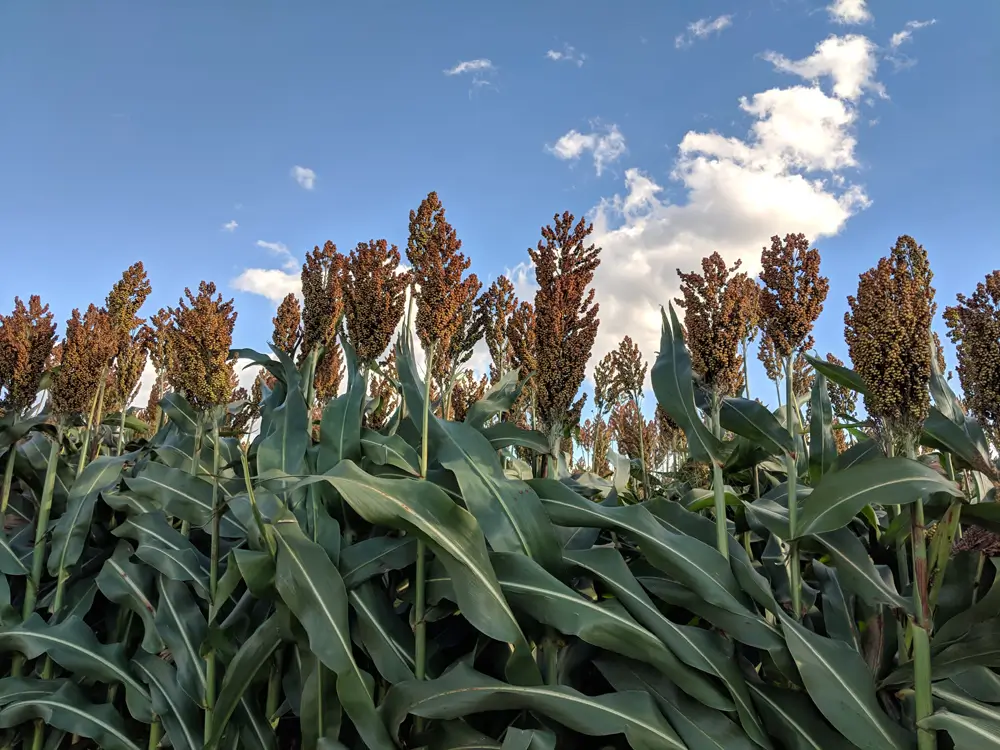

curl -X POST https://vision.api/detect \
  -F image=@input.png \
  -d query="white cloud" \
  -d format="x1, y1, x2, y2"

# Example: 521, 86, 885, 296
232, 268, 301, 304
762, 34, 883, 101
444, 59, 494, 76
291, 165, 316, 190
546, 44, 585, 67
256, 240, 298, 272
890, 19, 937, 49
826, 0, 871, 25
574, 35, 882, 390
222, 220, 238, 232
547, 123, 627, 176
675, 15, 733, 48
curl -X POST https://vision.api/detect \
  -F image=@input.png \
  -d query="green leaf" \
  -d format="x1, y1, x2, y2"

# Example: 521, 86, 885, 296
464, 369, 522, 429
814, 528, 911, 613
0, 677, 70, 707
349, 580, 416, 684
748, 682, 856, 750
318, 459, 540, 685
795, 457, 961, 538
779, 611, 911, 749
297, 647, 342, 750
0, 614, 151, 721
396, 335, 562, 571
339, 536, 417, 590
810, 374, 837, 483
721, 396, 794, 456
502, 727, 557, 750
0, 682, 142, 750
207, 616, 283, 750
125, 462, 247, 538
258, 347, 310, 478
360, 429, 420, 476
595, 655, 758, 750
160, 391, 200, 435
920, 710, 1000, 749
812, 561, 858, 648
491, 551, 733, 711
531, 478, 750, 615
133, 652, 203, 750
479, 423, 550, 453
382, 661, 685, 750
317, 343, 365, 472
833, 439, 882, 472
567, 547, 768, 746
0, 527, 30, 577
805, 354, 867, 396
113, 512, 210, 597
271, 518, 394, 750
155, 575, 209, 706
922, 407, 996, 479
650, 304, 725, 464
932, 680, 1000, 724
95, 541, 163, 653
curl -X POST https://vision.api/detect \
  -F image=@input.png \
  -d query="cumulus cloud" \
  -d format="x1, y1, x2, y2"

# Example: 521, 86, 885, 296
547, 123, 627, 176
223, 220, 238, 232
675, 15, 733, 48
291, 165, 316, 190
231, 268, 300, 304
576, 34, 881, 388
546, 44, 585, 67
827, 0, 871, 25
762, 34, 883, 100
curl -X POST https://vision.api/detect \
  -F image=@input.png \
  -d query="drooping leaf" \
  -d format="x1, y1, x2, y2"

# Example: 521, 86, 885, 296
297, 647, 343, 750
812, 561, 858, 648
501, 727, 557, 750
795, 457, 961, 538
650, 305, 725, 464
382, 662, 685, 750
464, 369, 522, 430
805, 354, 867, 396
95, 541, 163, 653
779, 611, 911, 749
155, 575, 209, 706
349, 580, 416, 684
720, 396, 794, 457
479, 423, 550, 454
748, 682, 856, 750
360, 430, 420, 476
919, 710, 1000, 749
125, 462, 246, 538
133, 652, 203, 750
339, 536, 417, 590
113, 512, 210, 597
833, 439, 882, 472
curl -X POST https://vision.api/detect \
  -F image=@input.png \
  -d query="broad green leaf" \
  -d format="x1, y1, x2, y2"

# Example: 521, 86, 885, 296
382, 662, 685, 750
258, 346, 309, 478
934, 559, 1000, 648
95, 541, 163, 653
834, 439, 882, 472
318, 459, 540, 685
920, 710, 1000, 749
0, 527, 29, 577
805, 354, 867, 396
932, 680, 1000, 724
596, 655, 758, 750
568, 547, 768, 746
113, 512, 210, 597
339, 536, 417, 589
160, 391, 200, 435
651, 304, 725, 464
887, 620, 1000, 687
748, 682, 856, 750
479, 423, 550, 453
810, 374, 837, 483
396, 334, 561, 571
779, 611, 910, 749
949, 667, 1000, 703
721, 396, 794, 456
349, 580, 416, 684
271, 519, 394, 750
155, 576, 208, 705
0, 677, 69, 707
133, 652, 203, 750
125, 462, 247, 538
207, 616, 283, 749
491, 551, 733, 711
531, 478, 750, 615
317, 342, 364, 472
0, 682, 142, 750
0, 614, 151, 721
812, 561, 858, 648
795, 457, 961, 538
464, 368, 522, 429
502, 728, 556, 750
814, 528, 911, 612
297, 647, 342, 750
922, 407, 996, 479
233, 548, 275, 598
360, 429, 420, 476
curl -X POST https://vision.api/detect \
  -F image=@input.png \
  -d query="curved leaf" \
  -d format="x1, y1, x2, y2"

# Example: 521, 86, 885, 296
721, 397, 794, 457
349, 580, 416, 684
360, 430, 420, 476
810, 374, 836, 483
650, 305, 725, 464
464, 369, 522, 429
318, 342, 364, 472
920, 710, 1000, 749
805, 354, 867, 396
155, 576, 208, 706
748, 682, 856, 750
382, 662, 685, 750
479, 423, 550, 453
113, 512, 210, 597
814, 528, 911, 612
795, 457, 961, 538
95, 541, 163, 653
125, 462, 246, 538
339, 536, 417, 590
133, 652, 203, 750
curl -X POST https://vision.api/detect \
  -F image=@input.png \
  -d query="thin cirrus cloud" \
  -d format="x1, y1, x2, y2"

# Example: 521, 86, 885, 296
826, 0, 872, 25
546, 123, 627, 176
291, 165, 316, 190
222, 220, 238, 232
443, 58, 494, 76
887, 19, 937, 70
545, 44, 585, 67
675, 14, 733, 48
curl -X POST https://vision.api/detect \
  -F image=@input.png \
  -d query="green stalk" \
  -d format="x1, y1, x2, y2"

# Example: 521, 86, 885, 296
76, 379, 103, 477
635, 394, 652, 500
710, 395, 728, 559
115, 404, 127, 457
0, 421, 18, 516
204, 418, 222, 739
414, 346, 435, 734
146, 721, 162, 750
785, 355, 802, 620
180, 421, 202, 537
906, 444, 935, 750
88, 372, 108, 462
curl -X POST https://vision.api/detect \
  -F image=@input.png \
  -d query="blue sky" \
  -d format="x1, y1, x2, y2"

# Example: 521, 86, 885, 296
1, 0, 997, 403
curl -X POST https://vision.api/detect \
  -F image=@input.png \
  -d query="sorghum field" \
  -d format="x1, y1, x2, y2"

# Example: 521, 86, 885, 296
1, 192, 998, 750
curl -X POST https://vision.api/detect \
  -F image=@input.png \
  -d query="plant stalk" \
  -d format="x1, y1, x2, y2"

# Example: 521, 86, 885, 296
710, 396, 728, 559
906, 444, 935, 750
180, 421, 202, 537
76, 378, 103, 477
785, 355, 802, 620
0, 430, 17, 517
147, 721, 162, 750
414, 345, 435, 734
635, 394, 651, 500
115, 404, 127, 456
204, 417, 222, 739
89, 372, 108, 462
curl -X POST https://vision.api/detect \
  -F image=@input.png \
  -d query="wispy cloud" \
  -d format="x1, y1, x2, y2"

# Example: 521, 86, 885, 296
256, 240, 298, 272
890, 19, 937, 49
222, 220, 238, 232
826, 0, 871, 25
291, 165, 316, 190
444, 59, 494, 76
546, 123, 627, 176
676, 15, 733, 48
546, 44, 585, 67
